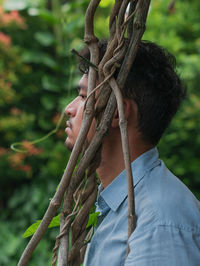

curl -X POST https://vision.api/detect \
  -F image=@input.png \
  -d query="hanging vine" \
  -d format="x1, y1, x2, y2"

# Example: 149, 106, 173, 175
18, 0, 151, 265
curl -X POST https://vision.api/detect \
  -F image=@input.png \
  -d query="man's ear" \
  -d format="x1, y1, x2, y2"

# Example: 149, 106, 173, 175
111, 98, 133, 128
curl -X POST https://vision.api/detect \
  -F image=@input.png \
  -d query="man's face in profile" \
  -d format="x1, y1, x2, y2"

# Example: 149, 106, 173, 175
64, 74, 95, 151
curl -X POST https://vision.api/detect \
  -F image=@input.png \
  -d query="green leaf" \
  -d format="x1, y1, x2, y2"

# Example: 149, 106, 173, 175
40, 95, 56, 110
22, 220, 41, 238
42, 75, 60, 91
48, 214, 60, 229
99, 0, 114, 8
22, 51, 57, 68
86, 212, 100, 229
34, 32, 55, 47
23, 214, 60, 238
39, 10, 57, 24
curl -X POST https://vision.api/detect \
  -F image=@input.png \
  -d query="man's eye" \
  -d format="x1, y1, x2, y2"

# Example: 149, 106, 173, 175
79, 94, 87, 100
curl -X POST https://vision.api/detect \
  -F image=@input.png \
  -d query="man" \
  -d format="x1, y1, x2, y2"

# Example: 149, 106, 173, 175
65, 40, 200, 265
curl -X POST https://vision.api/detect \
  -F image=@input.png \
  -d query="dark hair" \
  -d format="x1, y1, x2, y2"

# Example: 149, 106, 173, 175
79, 40, 186, 145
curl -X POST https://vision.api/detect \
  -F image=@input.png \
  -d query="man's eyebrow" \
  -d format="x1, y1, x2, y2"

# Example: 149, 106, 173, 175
77, 83, 88, 92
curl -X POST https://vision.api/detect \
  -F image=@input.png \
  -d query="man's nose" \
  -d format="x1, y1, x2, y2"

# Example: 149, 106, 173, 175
65, 99, 76, 117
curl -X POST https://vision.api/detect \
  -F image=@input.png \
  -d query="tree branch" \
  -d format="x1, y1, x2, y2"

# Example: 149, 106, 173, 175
56, 0, 100, 265
18, 0, 152, 264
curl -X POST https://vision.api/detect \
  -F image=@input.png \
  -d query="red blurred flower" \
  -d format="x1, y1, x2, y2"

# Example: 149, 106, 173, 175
0, 147, 9, 157
0, 32, 11, 46
8, 153, 26, 167
52, 112, 61, 125
0, 6, 26, 28
56, 129, 64, 138
10, 107, 21, 116
21, 141, 43, 156
0, 6, 3, 15
17, 164, 32, 173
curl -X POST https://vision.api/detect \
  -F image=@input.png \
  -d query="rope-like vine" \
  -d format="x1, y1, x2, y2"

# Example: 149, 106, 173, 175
17, 0, 151, 265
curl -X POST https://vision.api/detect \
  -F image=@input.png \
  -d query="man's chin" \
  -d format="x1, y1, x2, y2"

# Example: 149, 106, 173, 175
65, 139, 74, 151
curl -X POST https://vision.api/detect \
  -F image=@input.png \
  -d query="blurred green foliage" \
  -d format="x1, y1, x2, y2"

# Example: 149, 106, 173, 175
0, 0, 199, 265
143, 0, 200, 199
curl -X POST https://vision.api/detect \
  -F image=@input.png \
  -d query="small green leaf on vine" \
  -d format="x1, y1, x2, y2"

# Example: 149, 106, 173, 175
86, 212, 100, 229
22, 211, 99, 239
23, 214, 60, 238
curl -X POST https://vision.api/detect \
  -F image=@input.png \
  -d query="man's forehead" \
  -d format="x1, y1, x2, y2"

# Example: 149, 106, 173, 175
78, 74, 88, 91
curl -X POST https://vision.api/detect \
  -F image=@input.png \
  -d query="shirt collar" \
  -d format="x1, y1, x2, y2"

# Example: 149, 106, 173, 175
97, 147, 160, 213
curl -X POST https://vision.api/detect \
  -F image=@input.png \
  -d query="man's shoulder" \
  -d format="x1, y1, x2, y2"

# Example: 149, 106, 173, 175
135, 159, 200, 233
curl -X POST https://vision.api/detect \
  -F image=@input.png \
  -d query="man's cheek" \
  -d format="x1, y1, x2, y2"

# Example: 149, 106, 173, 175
87, 120, 96, 142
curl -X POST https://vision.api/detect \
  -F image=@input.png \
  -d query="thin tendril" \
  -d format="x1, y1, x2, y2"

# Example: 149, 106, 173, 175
10, 108, 66, 153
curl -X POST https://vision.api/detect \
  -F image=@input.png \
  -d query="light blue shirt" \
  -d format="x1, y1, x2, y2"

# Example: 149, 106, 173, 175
83, 148, 200, 266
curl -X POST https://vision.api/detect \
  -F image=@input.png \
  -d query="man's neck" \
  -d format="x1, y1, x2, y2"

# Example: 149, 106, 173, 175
97, 133, 153, 188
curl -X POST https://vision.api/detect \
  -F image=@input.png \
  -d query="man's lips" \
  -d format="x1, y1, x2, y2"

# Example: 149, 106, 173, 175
65, 120, 72, 133
66, 121, 72, 128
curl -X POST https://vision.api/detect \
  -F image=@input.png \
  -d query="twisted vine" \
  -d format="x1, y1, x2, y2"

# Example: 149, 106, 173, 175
17, 0, 151, 265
